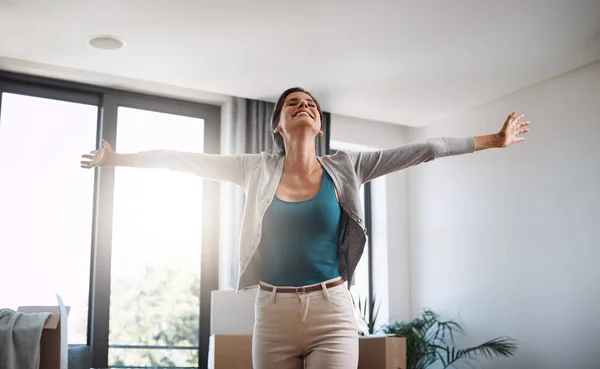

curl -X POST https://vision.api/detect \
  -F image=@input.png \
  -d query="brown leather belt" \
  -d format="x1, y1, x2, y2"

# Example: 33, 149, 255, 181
259, 278, 345, 293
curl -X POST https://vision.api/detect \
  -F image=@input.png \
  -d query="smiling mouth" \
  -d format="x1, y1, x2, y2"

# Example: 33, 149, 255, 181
293, 111, 312, 118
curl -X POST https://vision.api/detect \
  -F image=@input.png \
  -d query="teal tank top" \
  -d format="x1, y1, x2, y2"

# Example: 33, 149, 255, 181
259, 170, 342, 286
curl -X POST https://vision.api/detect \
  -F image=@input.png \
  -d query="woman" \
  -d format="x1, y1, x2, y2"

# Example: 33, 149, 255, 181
81, 87, 530, 368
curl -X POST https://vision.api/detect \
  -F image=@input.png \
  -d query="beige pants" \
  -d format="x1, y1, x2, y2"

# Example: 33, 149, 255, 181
252, 277, 359, 369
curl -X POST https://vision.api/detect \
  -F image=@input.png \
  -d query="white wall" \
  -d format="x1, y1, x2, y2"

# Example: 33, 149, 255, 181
330, 114, 414, 325
408, 61, 600, 368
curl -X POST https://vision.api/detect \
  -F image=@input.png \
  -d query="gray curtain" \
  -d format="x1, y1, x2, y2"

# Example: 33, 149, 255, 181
245, 100, 276, 153
317, 112, 331, 156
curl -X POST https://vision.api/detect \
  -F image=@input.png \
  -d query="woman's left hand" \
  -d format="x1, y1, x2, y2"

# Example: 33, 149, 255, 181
497, 112, 530, 148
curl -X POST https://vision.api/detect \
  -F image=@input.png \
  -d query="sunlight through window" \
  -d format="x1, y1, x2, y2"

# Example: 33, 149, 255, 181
108, 107, 205, 367
0, 92, 97, 344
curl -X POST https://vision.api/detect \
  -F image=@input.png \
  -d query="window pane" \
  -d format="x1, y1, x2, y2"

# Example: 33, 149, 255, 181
351, 186, 370, 314
0, 92, 97, 344
109, 107, 204, 367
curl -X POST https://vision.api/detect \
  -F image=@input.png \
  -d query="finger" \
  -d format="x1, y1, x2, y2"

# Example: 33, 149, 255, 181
90, 150, 98, 154
515, 137, 525, 143
517, 121, 531, 128
82, 154, 95, 159
517, 128, 529, 135
505, 112, 516, 123
512, 113, 524, 124
102, 139, 112, 150
81, 160, 92, 166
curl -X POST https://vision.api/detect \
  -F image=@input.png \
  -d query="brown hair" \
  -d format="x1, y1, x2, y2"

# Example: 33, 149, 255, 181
271, 87, 323, 155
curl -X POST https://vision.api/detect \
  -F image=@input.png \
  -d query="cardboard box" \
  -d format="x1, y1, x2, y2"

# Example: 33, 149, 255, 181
17, 294, 70, 369
208, 334, 253, 369
358, 336, 406, 369
209, 289, 256, 368
210, 288, 257, 335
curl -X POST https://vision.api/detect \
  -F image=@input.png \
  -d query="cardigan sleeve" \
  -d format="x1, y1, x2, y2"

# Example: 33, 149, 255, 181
347, 137, 476, 184
133, 150, 260, 188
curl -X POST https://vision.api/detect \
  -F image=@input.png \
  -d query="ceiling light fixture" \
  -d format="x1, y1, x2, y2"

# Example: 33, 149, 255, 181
88, 35, 126, 50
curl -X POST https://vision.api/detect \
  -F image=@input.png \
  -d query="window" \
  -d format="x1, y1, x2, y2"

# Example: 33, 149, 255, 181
0, 73, 221, 369
108, 107, 205, 368
353, 182, 371, 306
0, 92, 97, 344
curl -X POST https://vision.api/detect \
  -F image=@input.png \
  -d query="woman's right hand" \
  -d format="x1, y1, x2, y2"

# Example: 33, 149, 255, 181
81, 139, 115, 168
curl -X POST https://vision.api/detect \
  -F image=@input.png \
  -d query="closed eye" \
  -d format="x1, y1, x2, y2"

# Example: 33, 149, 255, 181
286, 98, 316, 108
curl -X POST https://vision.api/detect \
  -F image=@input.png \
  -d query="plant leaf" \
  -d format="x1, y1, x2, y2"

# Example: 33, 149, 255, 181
446, 337, 518, 366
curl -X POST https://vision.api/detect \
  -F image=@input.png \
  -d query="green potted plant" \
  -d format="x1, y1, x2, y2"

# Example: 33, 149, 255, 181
383, 308, 518, 369
351, 294, 381, 336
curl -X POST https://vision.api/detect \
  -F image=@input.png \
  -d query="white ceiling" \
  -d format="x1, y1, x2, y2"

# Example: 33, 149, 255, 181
1, 0, 599, 127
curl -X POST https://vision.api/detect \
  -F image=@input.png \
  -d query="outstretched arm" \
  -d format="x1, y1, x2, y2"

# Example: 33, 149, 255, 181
81, 139, 255, 188
350, 112, 531, 183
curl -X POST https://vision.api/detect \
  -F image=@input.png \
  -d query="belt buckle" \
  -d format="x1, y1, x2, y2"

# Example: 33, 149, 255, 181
295, 286, 306, 294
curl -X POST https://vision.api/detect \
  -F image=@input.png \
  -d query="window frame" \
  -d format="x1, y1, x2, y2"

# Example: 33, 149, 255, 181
0, 70, 221, 369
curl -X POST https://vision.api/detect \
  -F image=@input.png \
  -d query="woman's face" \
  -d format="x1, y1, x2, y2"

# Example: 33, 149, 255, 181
277, 91, 322, 136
